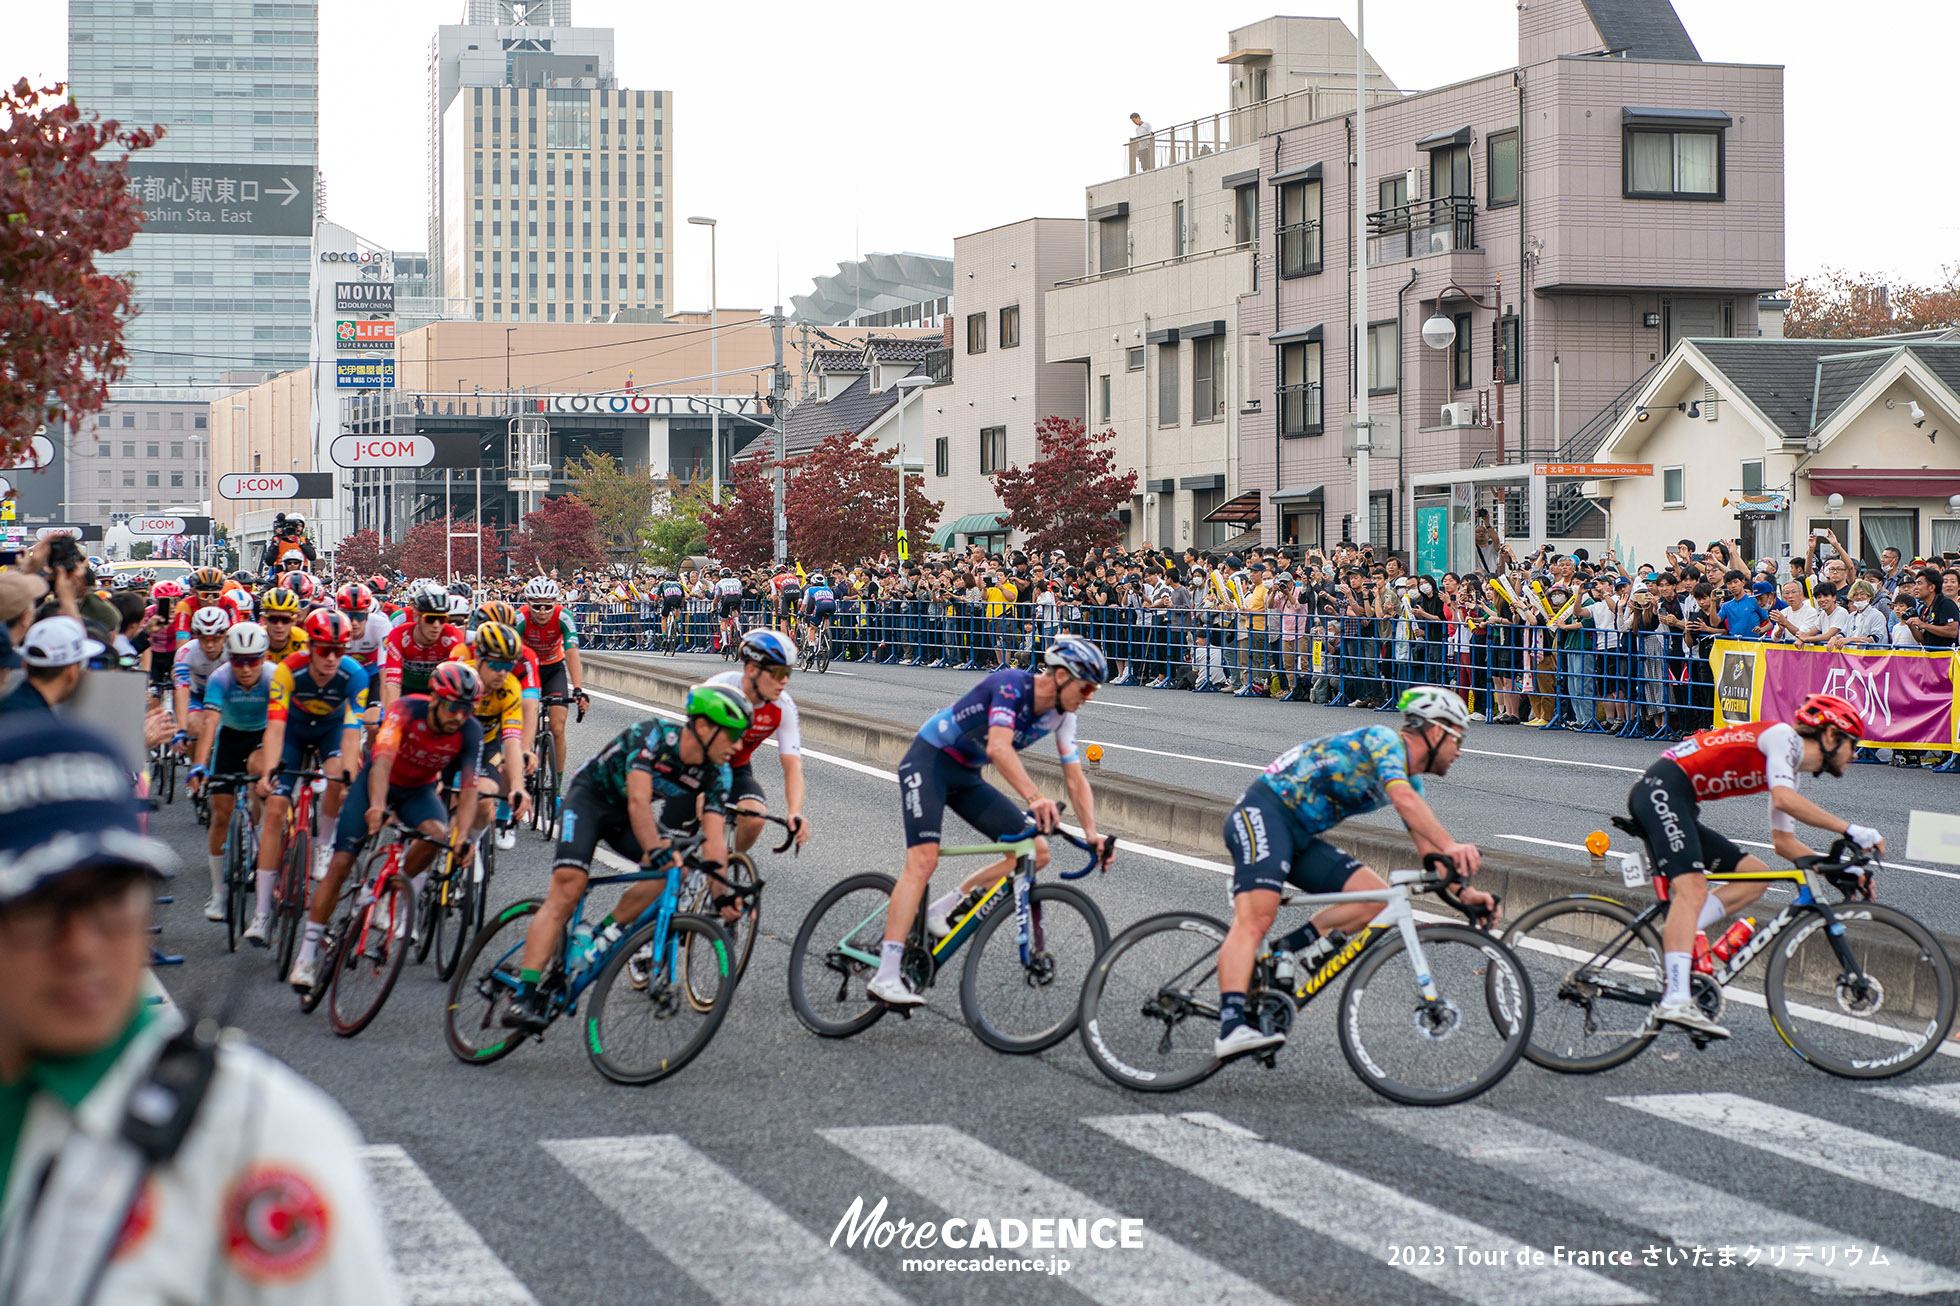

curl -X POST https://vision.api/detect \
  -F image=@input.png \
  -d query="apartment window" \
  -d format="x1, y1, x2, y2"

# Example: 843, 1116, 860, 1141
979, 425, 1007, 474
1377, 174, 1409, 230
1097, 374, 1112, 424
1500, 313, 1520, 384
97, 470, 110, 487
1451, 313, 1473, 389
1662, 466, 1684, 508
95, 413, 109, 429
122, 441, 134, 456
194, 414, 206, 429
966, 312, 987, 354
1278, 339, 1323, 437
934, 437, 949, 478
1193, 335, 1225, 423
1157, 341, 1179, 426
169, 411, 184, 430
1487, 130, 1519, 208
1125, 346, 1145, 371
1171, 200, 1185, 259
1366, 321, 1398, 395
170, 442, 183, 459
146, 442, 159, 458
170, 471, 184, 488
1741, 460, 1763, 496
1430, 144, 1470, 201
121, 414, 134, 428
546, 89, 590, 149
145, 472, 158, 488
1369, 491, 1394, 548
1278, 180, 1322, 277
1625, 124, 1723, 200
1098, 214, 1128, 273
998, 304, 1020, 349
1233, 184, 1257, 250
122, 470, 135, 487
145, 413, 158, 429
253, 454, 261, 472
95, 442, 107, 456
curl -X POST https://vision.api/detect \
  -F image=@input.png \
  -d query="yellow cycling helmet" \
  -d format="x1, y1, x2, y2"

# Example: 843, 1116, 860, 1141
260, 587, 302, 616
471, 621, 522, 661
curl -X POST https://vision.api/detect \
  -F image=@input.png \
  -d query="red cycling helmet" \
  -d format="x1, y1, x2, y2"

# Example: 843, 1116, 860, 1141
336, 582, 373, 617
368, 574, 390, 595
426, 660, 481, 704
1795, 692, 1866, 741
303, 608, 354, 649
152, 580, 185, 601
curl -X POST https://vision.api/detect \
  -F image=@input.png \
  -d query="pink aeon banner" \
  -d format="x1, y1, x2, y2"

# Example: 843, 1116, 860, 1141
1711, 640, 1958, 750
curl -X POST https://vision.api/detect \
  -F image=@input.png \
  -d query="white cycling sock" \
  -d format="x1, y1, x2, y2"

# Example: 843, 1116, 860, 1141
296, 921, 324, 965
928, 890, 963, 920
208, 853, 226, 895
410, 872, 428, 902
1695, 895, 1727, 932
1662, 952, 1691, 1005
874, 939, 905, 983
254, 868, 276, 917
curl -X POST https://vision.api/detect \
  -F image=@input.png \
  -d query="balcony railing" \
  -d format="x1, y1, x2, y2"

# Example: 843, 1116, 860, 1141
1278, 382, 1323, 437
925, 346, 953, 386
1128, 84, 1407, 174
1278, 219, 1323, 278
1366, 196, 1477, 266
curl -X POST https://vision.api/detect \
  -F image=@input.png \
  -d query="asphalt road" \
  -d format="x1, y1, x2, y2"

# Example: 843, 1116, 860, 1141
619, 649, 1960, 938
150, 686, 1960, 1306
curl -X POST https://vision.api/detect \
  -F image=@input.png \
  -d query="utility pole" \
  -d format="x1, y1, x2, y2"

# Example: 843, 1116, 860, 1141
772, 306, 788, 563
1353, 0, 1372, 547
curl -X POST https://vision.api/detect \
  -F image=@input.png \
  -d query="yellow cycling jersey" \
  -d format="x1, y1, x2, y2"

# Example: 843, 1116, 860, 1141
452, 651, 525, 739
265, 626, 309, 660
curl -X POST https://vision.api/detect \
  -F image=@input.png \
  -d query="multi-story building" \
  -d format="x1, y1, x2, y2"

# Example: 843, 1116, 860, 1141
67, 0, 320, 385
429, 0, 670, 324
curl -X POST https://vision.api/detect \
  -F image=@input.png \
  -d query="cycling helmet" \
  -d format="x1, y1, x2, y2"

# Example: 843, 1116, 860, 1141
336, 582, 373, 617
477, 599, 519, 628
1398, 686, 1472, 735
278, 571, 321, 603
230, 570, 254, 587
152, 580, 184, 601
303, 609, 353, 648
1795, 692, 1866, 741
1042, 635, 1109, 686
446, 593, 471, 620
409, 580, 450, 615
739, 628, 797, 669
426, 660, 481, 704
224, 621, 268, 657
368, 574, 390, 596
685, 683, 753, 736
111, 573, 136, 591
190, 606, 232, 637
720, 567, 733, 578
523, 576, 560, 603
191, 566, 226, 593
472, 621, 522, 661
260, 586, 302, 616
446, 579, 473, 598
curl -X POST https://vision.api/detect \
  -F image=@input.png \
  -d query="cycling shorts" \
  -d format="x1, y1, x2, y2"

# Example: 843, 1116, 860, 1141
1224, 781, 1364, 897
447, 731, 508, 796
806, 600, 836, 622
553, 777, 648, 874
1627, 761, 1748, 881
332, 760, 448, 854
660, 596, 686, 616
208, 728, 264, 794
897, 737, 1030, 849
271, 728, 344, 800
538, 659, 570, 701
719, 594, 744, 618
723, 761, 766, 808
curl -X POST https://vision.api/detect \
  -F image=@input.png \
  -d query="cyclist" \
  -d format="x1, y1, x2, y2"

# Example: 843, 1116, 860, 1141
713, 567, 745, 650
368, 574, 397, 622
799, 571, 836, 655
447, 620, 533, 856
870, 635, 1112, 1007
144, 579, 185, 704
380, 581, 467, 710
707, 629, 811, 854
1214, 687, 1494, 1059
1626, 691, 1880, 1040
171, 566, 229, 654
287, 661, 483, 992
657, 572, 688, 647
500, 684, 749, 1032
517, 577, 587, 782
465, 600, 540, 850
772, 566, 802, 632
171, 606, 233, 755
258, 584, 309, 660
338, 582, 392, 672
186, 622, 272, 923
248, 610, 370, 944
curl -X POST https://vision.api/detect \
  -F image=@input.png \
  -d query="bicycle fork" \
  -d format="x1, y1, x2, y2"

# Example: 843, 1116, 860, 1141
1386, 897, 1443, 1004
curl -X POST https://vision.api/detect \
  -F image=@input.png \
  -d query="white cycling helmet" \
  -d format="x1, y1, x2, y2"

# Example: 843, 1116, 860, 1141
225, 621, 269, 657
1397, 686, 1471, 735
447, 593, 471, 619
190, 606, 233, 637
524, 576, 560, 602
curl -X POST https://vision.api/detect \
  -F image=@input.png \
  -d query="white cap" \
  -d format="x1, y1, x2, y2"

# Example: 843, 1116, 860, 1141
22, 615, 105, 668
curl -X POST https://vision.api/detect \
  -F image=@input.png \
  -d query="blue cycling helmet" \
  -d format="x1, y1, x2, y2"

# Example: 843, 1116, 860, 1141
1043, 635, 1108, 685
739, 628, 798, 669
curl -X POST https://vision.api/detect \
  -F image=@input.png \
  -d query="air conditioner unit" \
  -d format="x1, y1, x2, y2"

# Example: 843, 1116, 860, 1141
1441, 401, 1476, 427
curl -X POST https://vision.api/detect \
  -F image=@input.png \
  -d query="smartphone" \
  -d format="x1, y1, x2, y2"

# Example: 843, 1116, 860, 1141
1812, 528, 1830, 538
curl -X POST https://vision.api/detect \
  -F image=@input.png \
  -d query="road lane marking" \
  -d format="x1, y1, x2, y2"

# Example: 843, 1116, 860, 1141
358, 1144, 538, 1306
820, 1123, 1288, 1306
542, 1134, 908, 1306
1084, 1113, 1647, 1306
1613, 1093, 1960, 1213
1462, 748, 1643, 773
1082, 739, 1263, 769
1083, 698, 1150, 711
1868, 1081, 1960, 1117
1729, 837, 1960, 882
1361, 1107, 1960, 1296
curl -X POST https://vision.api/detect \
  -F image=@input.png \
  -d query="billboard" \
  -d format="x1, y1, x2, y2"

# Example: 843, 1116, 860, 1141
335, 358, 396, 389
218, 472, 334, 500
336, 319, 396, 352
335, 282, 395, 313
329, 433, 483, 469
123, 163, 315, 237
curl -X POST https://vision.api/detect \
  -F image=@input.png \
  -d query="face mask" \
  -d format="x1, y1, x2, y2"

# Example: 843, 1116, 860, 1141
1419, 582, 1433, 596
1851, 599, 1869, 611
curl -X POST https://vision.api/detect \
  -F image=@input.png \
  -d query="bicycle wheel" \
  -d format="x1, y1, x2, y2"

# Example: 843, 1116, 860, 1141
444, 898, 541, 1064
273, 821, 309, 976
435, 852, 477, 982
1503, 895, 1665, 1074
1076, 911, 1231, 1093
224, 804, 251, 954
1335, 922, 1532, 1106
328, 871, 413, 1037
687, 851, 760, 992
962, 883, 1107, 1054
787, 872, 896, 1038
586, 913, 736, 1085
1765, 903, 1958, 1079
159, 749, 177, 805
533, 742, 559, 837
413, 869, 443, 966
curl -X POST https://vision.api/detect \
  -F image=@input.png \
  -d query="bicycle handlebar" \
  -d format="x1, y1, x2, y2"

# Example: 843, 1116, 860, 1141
996, 800, 1117, 880
1794, 839, 1878, 899
1416, 852, 1500, 929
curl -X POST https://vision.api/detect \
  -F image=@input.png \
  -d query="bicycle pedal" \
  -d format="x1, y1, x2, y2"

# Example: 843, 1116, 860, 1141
1254, 1049, 1280, 1069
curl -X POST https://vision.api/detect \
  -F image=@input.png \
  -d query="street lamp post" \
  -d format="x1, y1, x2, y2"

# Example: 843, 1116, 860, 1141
1353, 0, 1370, 547
892, 374, 931, 556
687, 216, 719, 501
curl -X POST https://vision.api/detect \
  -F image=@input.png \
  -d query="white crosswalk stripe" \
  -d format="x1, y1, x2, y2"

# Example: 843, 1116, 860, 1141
1085, 1112, 1647, 1306
541, 1133, 909, 1306
821, 1122, 1290, 1306
1868, 1080, 1960, 1118
1614, 1092, 1960, 1214
358, 1144, 538, 1306
1361, 1105, 1960, 1297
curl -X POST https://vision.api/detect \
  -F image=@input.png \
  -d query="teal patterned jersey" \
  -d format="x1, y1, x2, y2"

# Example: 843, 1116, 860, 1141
1255, 724, 1423, 835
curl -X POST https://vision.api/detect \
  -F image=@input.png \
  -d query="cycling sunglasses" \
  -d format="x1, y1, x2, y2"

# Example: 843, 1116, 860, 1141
311, 643, 345, 656
229, 654, 263, 668
481, 659, 516, 676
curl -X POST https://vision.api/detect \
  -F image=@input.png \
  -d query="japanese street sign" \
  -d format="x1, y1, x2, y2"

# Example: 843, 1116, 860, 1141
124, 162, 314, 237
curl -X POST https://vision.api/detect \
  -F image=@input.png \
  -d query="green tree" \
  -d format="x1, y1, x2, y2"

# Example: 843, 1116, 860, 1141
642, 475, 709, 569
567, 450, 654, 560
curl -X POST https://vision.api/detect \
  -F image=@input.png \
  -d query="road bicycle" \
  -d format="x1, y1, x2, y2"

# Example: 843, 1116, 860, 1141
676, 811, 796, 990
207, 771, 259, 954
787, 809, 1115, 1053
262, 758, 341, 978
150, 738, 179, 806
527, 691, 582, 838
1504, 822, 1956, 1078
415, 811, 493, 982
296, 822, 444, 1037
1077, 857, 1533, 1106
796, 621, 833, 674
443, 825, 737, 1085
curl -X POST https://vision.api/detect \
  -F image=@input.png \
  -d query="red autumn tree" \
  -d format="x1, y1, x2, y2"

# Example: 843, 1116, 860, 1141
0, 80, 161, 462
783, 430, 942, 567
700, 454, 777, 569
994, 416, 1137, 558
506, 495, 604, 576
1782, 266, 1960, 339
334, 529, 389, 581
390, 514, 506, 582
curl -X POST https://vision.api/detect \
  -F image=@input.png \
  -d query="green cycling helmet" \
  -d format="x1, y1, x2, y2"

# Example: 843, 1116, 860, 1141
685, 683, 753, 737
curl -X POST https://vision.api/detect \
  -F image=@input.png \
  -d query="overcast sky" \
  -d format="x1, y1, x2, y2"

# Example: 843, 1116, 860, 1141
16, 0, 1958, 311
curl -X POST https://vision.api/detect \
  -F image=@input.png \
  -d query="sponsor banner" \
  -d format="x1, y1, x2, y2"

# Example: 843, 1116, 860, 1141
1710, 639, 1958, 750
335, 319, 396, 352
329, 432, 483, 469
334, 282, 395, 313
532, 392, 767, 418
34, 524, 105, 542
335, 358, 396, 389
217, 472, 335, 500
126, 515, 212, 537
121, 162, 313, 237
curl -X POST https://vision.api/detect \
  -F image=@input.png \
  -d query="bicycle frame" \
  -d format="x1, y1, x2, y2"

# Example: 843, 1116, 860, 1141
482, 860, 693, 1018
1270, 873, 1442, 1007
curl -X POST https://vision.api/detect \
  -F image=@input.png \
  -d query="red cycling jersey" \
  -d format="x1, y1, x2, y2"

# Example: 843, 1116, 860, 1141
1659, 720, 1802, 802
381, 621, 466, 691
518, 604, 578, 666
372, 696, 480, 789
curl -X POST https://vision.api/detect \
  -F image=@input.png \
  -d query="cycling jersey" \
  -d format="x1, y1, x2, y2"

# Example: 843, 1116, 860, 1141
263, 626, 309, 662
517, 605, 580, 665
381, 621, 466, 693
707, 669, 801, 767
450, 653, 526, 741
199, 663, 272, 735
916, 669, 1082, 769
659, 581, 686, 601
714, 577, 744, 599
346, 612, 392, 668
803, 585, 835, 610
372, 696, 480, 789
572, 718, 732, 808
268, 653, 370, 733
172, 642, 226, 698
448, 639, 541, 703
1255, 724, 1422, 838
1658, 721, 1802, 803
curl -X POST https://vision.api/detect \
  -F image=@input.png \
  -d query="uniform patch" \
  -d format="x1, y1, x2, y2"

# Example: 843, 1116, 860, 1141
223, 1166, 331, 1282
111, 1177, 155, 1260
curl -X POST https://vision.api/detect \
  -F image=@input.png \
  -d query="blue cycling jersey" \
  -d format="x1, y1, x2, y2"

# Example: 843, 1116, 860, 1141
805, 586, 834, 605
200, 663, 271, 734
917, 669, 1081, 769
1256, 724, 1422, 837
